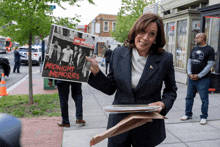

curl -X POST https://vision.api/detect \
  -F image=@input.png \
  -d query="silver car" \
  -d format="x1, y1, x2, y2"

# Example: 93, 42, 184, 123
19, 45, 42, 65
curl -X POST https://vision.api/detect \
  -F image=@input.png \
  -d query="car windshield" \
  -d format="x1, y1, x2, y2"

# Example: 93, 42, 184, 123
19, 48, 37, 52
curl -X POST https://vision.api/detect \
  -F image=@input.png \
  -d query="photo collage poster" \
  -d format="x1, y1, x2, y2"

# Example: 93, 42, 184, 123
42, 24, 98, 82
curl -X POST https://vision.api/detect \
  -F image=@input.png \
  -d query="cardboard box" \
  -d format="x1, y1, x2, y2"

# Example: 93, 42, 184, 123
90, 112, 167, 146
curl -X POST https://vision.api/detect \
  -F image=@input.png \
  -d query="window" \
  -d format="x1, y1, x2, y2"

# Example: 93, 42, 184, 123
176, 20, 187, 69
112, 22, 116, 31
191, 20, 200, 50
204, 15, 220, 73
95, 23, 100, 33
103, 21, 109, 32
166, 22, 175, 55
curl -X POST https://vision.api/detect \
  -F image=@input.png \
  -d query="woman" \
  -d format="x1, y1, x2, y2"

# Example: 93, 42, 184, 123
86, 13, 177, 147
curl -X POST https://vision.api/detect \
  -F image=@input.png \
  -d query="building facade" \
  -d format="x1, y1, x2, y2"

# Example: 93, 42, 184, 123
160, 0, 220, 84
197, 0, 220, 92
87, 14, 121, 56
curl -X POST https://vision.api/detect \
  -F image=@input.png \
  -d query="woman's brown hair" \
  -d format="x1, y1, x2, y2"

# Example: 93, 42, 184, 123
124, 13, 166, 54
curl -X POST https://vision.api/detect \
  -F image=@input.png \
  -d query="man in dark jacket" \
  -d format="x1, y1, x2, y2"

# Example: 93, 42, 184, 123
13, 47, 25, 73
104, 45, 113, 74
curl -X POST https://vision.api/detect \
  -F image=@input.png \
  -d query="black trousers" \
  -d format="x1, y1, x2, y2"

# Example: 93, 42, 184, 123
57, 82, 83, 124
13, 62, 21, 73
61, 61, 69, 67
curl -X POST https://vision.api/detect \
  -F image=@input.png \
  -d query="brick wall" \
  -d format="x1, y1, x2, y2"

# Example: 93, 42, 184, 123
87, 14, 117, 56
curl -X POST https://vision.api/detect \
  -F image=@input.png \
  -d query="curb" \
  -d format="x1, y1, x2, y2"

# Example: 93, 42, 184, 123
0, 70, 41, 99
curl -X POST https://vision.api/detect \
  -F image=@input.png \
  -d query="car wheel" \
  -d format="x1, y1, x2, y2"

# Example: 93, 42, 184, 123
0, 65, 5, 81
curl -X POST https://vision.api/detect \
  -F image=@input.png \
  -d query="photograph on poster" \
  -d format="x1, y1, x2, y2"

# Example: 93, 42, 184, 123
42, 24, 98, 82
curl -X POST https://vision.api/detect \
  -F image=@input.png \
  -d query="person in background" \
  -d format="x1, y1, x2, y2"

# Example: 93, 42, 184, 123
75, 47, 86, 74
82, 50, 94, 77
48, 79, 86, 127
13, 47, 25, 73
59, 45, 73, 66
72, 46, 79, 67
104, 45, 113, 74
49, 40, 61, 64
101, 54, 105, 67
180, 33, 215, 125
86, 13, 177, 147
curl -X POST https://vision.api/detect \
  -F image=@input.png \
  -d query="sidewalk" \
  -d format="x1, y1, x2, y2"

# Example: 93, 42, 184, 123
7, 69, 220, 147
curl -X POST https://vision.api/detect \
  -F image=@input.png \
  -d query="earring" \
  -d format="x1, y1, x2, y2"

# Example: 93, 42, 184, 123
154, 42, 156, 44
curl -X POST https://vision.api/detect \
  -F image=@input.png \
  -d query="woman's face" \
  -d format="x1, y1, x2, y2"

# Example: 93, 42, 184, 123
135, 22, 158, 56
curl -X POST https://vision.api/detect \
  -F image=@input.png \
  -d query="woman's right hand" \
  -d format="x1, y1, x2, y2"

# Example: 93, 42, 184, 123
85, 56, 100, 76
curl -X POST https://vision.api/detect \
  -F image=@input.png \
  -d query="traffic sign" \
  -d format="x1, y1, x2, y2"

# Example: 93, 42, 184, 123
50, 5, 56, 10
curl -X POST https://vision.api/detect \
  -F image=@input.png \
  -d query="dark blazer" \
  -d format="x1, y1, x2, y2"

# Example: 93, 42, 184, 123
76, 53, 86, 70
14, 50, 24, 63
104, 49, 113, 62
88, 46, 177, 146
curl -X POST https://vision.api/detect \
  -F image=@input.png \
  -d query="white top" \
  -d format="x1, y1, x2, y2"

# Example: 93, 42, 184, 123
131, 49, 148, 89
62, 49, 73, 62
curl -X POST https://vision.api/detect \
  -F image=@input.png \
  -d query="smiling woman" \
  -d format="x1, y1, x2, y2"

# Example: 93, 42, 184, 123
134, 22, 158, 57
86, 13, 177, 147
125, 14, 166, 55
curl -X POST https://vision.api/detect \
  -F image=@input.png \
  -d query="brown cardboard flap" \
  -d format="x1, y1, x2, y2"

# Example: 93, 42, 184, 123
90, 112, 167, 146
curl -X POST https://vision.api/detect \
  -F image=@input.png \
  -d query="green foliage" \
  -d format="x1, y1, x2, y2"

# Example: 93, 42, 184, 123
0, 93, 61, 118
111, 0, 156, 43
0, 0, 94, 45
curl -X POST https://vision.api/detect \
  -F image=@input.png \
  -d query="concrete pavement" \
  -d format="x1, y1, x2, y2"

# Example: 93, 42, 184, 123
63, 80, 220, 147
6, 57, 220, 147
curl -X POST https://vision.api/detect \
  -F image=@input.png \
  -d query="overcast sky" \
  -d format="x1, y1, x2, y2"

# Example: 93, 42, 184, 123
52, 0, 122, 25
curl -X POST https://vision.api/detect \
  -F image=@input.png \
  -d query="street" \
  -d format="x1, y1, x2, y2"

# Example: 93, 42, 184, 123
0, 51, 41, 89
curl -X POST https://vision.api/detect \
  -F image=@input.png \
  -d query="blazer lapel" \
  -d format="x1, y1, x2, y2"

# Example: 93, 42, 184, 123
118, 48, 133, 93
135, 53, 161, 91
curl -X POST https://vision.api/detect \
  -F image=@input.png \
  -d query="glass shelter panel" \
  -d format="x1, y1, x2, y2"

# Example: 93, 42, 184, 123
176, 20, 187, 69
166, 22, 175, 54
191, 20, 200, 50
204, 15, 220, 73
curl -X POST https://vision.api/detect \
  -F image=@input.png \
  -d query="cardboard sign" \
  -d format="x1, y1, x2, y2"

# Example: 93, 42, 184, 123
90, 112, 167, 146
42, 24, 98, 83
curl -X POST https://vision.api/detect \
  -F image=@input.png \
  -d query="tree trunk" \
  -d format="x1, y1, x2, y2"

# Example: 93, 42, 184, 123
28, 33, 33, 105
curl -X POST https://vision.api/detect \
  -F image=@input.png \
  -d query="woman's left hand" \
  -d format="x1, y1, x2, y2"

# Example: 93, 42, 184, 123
149, 101, 165, 113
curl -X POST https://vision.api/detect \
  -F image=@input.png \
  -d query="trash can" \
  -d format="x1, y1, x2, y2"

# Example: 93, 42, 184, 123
209, 72, 220, 93
43, 78, 56, 90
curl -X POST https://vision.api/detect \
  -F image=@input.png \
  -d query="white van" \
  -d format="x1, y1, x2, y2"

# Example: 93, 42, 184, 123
19, 45, 42, 65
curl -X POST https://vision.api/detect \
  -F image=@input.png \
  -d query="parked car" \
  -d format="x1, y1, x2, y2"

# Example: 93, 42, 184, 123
0, 56, 10, 80
19, 45, 42, 65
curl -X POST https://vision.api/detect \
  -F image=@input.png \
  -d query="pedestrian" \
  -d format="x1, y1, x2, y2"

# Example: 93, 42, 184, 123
48, 79, 86, 127
13, 47, 25, 73
49, 40, 61, 64
82, 50, 94, 77
104, 45, 113, 74
180, 33, 215, 125
86, 13, 177, 147
72, 45, 79, 67
59, 45, 73, 66
75, 47, 86, 75
101, 54, 105, 67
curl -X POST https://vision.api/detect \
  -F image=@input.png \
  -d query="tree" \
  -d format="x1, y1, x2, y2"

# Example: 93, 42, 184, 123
111, 0, 156, 43
0, 0, 94, 104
